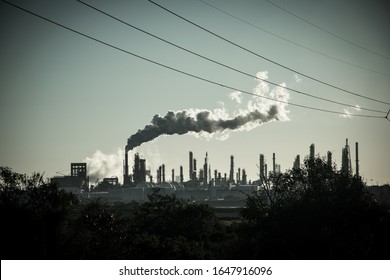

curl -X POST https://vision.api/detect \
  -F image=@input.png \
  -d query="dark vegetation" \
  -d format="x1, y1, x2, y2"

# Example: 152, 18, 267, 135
1, 158, 390, 260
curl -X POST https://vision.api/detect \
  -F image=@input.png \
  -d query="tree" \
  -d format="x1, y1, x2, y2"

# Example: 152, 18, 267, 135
0, 166, 78, 259
124, 188, 222, 259
239, 158, 390, 259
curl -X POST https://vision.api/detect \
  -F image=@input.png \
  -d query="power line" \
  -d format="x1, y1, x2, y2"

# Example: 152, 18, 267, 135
198, 0, 389, 77
0, 0, 386, 120
76, 0, 385, 114
147, 0, 390, 106
264, 0, 390, 60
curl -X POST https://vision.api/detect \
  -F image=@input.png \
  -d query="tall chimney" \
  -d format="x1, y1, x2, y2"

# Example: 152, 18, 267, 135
171, 168, 175, 182
355, 142, 359, 177
123, 149, 130, 185
158, 166, 162, 183
189, 152, 193, 180
260, 154, 265, 182
193, 159, 197, 180
204, 152, 208, 185
162, 164, 165, 182
180, 166, 183, 183
310, 144, 315, 160
140, 159, 146, 182
229, 155, 234, 183
327, 151, 332, 167
272, 153, 276, 173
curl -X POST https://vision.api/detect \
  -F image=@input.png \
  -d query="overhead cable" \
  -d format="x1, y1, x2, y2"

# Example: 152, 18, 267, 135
198, 0, 389, 77
1, 0, 386, 120
77, 0, 385, 114
264, 0, 390, 60
147, 0, 390, 106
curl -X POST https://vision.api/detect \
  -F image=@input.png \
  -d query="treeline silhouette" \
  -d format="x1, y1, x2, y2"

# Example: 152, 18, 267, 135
1, 158, 389, 260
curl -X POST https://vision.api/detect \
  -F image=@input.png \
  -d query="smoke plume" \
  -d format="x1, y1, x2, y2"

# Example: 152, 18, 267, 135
85, 148, 124, 184
126, 70, 289, 151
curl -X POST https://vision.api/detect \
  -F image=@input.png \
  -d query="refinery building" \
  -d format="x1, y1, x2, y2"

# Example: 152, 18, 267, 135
51, 139, 375, 206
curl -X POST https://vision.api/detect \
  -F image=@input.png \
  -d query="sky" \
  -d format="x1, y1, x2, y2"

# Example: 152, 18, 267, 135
1, 0, 389, 185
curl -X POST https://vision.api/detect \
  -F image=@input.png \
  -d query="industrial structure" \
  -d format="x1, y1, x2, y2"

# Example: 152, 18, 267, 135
341, 138, 352, 176
51, 163, 89, 193
53, 139, 362, 203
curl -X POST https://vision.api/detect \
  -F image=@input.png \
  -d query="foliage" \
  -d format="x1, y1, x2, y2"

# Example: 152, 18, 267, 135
0, 167, 78, 259
1, 163, 389, 260
124, 189, 222, 259
238, 157, 390, 259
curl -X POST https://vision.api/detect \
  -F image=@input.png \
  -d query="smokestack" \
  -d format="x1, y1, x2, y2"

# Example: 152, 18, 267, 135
162, 164, 165, 182
342, 138, 352, 176
180, 166, 183, 183
238, 168, 241, 184
242, 169, 247, 185
259, 154, 264, 181
229, 155, 234, 183
172, 169, 175, 182
204, 153, 208, 185
193, 159, 197, 180
157, 166, 162, 183
327, 151, 332, 167
265, 164, 268, 180
140, 159, 146, 182
272, 153, 276, 173
123, 149, 130, 185
293, 155, 300, 170
356, 142, 359, 177
125, 105, 282, 151
310, 144, 315, 160
189, 151, 193, 180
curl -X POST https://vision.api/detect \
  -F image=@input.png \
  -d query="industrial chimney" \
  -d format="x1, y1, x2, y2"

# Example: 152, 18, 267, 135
259, 154, 265, 182
229, 155, 234, 183
309, 144, 315, 160
272, 153, 276, 173
123, 150, 130, 185
327, 151, 332, 167
189, 151, 193, 181
341, 138, 352, 176
180, 166, 183, 183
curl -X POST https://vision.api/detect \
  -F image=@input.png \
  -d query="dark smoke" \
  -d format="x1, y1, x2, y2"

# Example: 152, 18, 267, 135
126, 105, 280, 151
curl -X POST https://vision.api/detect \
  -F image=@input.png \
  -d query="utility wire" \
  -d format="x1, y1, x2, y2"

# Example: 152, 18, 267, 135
198, 0, 389, 77
77, 0, 385, 114
264, 0, 390, 60
147, 0, 390, 106
1, 0, 385, 120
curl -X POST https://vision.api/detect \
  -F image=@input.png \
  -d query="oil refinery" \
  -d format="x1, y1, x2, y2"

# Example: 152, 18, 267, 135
52, 138, 364, 205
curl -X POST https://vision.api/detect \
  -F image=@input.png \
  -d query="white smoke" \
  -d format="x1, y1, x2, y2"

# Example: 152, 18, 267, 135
229, 91, 243, 104
126, 71, 290, 149
85, 148, 124, 185
84, 144, 163, 184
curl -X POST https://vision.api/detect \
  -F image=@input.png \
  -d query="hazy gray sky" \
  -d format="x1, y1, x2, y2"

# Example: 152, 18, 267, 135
1, 0, 389, 184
